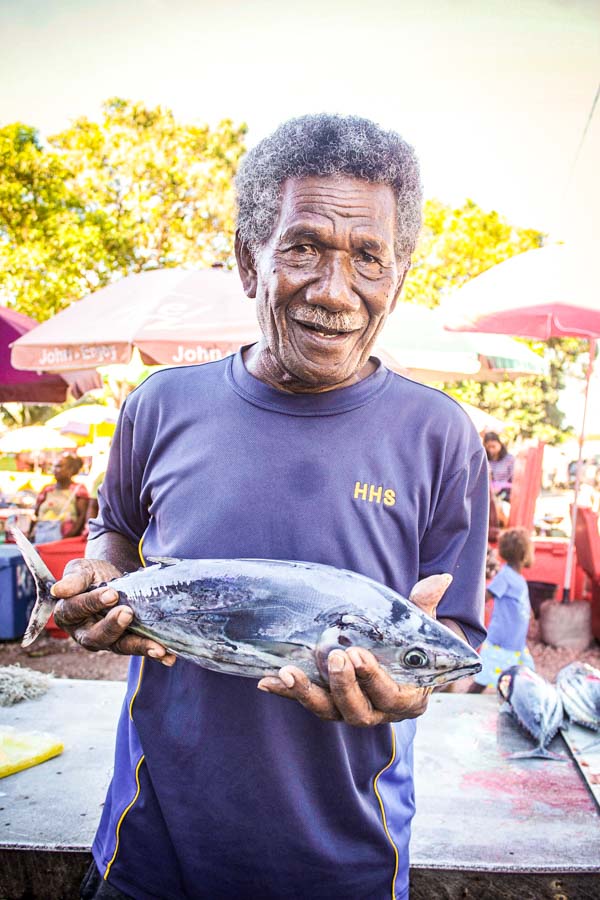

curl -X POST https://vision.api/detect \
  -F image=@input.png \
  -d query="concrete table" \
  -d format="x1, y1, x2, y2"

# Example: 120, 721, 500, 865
412, 693, 599, 899
1, 683, 599, 899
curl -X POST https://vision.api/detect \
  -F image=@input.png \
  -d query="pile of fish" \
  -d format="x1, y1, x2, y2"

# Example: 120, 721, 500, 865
498, 660, 600, 760
557, 661, 600, 751
497, 666, 566, 760
11, 527, 481, 689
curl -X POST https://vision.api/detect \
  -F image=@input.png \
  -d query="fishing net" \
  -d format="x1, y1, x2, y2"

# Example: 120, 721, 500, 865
0, 665, 53, 706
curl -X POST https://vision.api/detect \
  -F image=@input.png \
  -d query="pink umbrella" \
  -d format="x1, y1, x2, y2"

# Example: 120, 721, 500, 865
1, 307, 102, 402
442, 244, 600, 601
10, 268, 261, 372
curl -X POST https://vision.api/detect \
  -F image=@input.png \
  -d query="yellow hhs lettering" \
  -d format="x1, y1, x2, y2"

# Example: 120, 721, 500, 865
353, 482, 396, 507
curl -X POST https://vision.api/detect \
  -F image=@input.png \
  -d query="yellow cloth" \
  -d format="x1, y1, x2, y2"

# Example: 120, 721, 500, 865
0, 726, 63, 778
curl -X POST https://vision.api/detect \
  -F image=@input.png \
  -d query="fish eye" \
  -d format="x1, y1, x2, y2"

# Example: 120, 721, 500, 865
403, 648, 429, 668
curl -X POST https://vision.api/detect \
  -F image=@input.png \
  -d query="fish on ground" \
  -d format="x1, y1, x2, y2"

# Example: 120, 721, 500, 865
497, 666, 566, 761
11, 527, 481, 689
557, 661, 600, 752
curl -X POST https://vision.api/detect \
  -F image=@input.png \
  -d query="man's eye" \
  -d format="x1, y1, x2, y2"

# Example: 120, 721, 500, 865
290, 244, 316, 255
357, 251, 379, 265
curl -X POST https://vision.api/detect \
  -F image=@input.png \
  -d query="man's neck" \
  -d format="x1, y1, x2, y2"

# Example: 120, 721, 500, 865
242, 343, 376, 394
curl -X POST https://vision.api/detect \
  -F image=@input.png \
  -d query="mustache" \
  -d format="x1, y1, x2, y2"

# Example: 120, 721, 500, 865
289, 306, 364, 332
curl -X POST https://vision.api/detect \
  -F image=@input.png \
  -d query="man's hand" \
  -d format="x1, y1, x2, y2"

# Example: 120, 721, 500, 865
256, 573, 452, 725
52, 558, 176, 666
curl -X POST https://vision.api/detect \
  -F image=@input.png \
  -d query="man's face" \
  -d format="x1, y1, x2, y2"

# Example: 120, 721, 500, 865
239, 175, 407, 392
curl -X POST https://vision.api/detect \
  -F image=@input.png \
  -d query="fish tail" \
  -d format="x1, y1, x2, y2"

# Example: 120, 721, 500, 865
10, 526, 57, 647
508, 747, 568, 762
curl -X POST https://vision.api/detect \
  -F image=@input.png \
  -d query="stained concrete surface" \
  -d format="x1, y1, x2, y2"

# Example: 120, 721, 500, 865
0, 682, 599, 899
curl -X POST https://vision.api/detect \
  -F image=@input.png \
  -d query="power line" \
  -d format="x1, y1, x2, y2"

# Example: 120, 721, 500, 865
565, 79, 600, 186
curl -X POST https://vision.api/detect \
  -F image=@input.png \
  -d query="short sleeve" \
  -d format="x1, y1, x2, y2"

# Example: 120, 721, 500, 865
419, 446, 489, 648
74, 483, 89, 501
88, 399, 150, 546
487, 566, 509, 600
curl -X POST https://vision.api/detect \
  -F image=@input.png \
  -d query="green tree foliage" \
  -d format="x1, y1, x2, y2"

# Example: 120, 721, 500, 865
403, 199, 581, 444
0, 101, 247, 321
0, 123, 121, 320
52, 99, 246, 275
403, 198, 544, 308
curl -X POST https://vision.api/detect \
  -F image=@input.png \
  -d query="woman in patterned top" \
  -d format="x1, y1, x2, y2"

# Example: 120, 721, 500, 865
32, 453, 89, 544
484, 431, 515, 501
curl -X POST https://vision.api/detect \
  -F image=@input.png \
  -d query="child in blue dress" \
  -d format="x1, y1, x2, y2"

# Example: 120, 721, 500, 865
469, 527, 535, 693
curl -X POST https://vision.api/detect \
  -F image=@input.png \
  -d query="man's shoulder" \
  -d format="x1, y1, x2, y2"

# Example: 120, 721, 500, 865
385, 370, 477, 432
125, 357, 230, 407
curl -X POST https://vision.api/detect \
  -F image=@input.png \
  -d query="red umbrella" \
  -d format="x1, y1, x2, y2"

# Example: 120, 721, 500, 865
1, 307, 102, 402
10, 268, 261, 372
442, 244, 600, 601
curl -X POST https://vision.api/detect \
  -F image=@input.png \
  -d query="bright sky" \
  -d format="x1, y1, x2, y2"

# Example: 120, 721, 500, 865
1, 0, 598, 242
1, 0, 599, 429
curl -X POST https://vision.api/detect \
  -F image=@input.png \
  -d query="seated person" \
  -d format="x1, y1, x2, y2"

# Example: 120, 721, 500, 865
32, 453, 88, 543
484, 431, 514, 501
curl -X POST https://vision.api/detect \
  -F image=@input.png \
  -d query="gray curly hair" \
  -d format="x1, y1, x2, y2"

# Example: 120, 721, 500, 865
235, 114, 423, 264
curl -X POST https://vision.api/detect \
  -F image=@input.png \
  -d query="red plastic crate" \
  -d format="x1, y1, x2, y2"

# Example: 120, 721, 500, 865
36, 536, 87, 639
524, 537, 586, 601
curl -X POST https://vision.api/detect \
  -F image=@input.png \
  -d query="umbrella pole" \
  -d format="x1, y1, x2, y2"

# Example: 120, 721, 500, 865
562, 338, 596, 602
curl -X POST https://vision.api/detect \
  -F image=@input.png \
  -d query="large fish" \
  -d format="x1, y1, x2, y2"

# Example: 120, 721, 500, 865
497, 666, 566, 761
556, 661, 600, 731
557, 661, 600, 752
12, 527, 481, 688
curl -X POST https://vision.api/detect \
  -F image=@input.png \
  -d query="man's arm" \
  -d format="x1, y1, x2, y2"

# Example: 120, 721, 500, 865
52, 531, 176, 665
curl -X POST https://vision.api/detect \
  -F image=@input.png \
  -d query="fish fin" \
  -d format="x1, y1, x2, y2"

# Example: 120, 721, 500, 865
508, 748, 568, 762
145, 556, 181, 566
247, 639, 312, 659
10, 527, 57, 648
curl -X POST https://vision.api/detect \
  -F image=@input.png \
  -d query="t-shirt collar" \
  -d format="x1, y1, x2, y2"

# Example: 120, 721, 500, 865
226, 346, 391, 416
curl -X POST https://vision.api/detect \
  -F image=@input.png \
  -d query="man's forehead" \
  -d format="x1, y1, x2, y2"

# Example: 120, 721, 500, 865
278, 175, 396, 228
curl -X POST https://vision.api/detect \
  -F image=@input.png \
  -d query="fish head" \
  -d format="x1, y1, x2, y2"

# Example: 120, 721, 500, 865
315, 611, 481, 687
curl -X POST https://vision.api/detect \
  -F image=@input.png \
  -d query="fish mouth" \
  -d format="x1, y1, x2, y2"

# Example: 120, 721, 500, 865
428, 661, 482, 687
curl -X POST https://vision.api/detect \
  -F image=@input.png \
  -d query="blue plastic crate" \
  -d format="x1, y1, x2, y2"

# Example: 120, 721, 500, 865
0, 545, 36, 639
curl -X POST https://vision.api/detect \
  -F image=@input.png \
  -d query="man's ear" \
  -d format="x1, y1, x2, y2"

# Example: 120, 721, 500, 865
235, 230, 258, 298
389, 259, 411, 315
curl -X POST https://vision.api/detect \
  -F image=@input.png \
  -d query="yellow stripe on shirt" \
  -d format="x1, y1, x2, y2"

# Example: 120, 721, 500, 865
372, 725, 400, 900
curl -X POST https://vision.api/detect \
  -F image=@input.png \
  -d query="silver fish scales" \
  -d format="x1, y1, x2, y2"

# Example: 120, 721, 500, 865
557, 661, 600, 752
12, 527, 481, 688
498, 666, 566, 761
556, 661, 600, 731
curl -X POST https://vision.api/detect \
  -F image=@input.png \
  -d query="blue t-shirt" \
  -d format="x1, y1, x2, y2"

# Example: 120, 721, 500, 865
486, 564, 531, 651
89, 350, 488, 900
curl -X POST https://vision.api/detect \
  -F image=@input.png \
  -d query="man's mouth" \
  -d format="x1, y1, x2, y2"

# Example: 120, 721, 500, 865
297, 320, 350, 339
290, 311, 363, 342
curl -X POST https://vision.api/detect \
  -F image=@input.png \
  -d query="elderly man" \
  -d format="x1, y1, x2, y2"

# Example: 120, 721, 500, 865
56, 115, 488, 900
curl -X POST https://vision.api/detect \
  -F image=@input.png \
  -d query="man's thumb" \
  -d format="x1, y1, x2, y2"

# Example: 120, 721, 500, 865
409, 573, 453, 618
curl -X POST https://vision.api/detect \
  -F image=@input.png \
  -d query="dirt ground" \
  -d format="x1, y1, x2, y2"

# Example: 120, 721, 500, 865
1, 615, 599, 687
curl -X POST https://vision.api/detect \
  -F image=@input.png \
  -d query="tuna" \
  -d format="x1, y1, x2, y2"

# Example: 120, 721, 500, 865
556, 661, 600, 751
12, 527, 481, 688
497, 666, 566, 761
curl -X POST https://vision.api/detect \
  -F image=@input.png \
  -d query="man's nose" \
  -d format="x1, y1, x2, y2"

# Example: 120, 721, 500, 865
306, 252, 359, 311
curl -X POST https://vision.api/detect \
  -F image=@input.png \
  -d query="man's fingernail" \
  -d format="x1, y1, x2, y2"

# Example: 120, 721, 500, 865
279, 669, 295, 688
100, 590, 118, 605
161, 654, 176, 667
259, 677, 283, 691
117, 609, 133, 627
257, 683, 271, 692
147, 648, 164, 659
347, 648, 363, 669
329, 651, 345, 673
